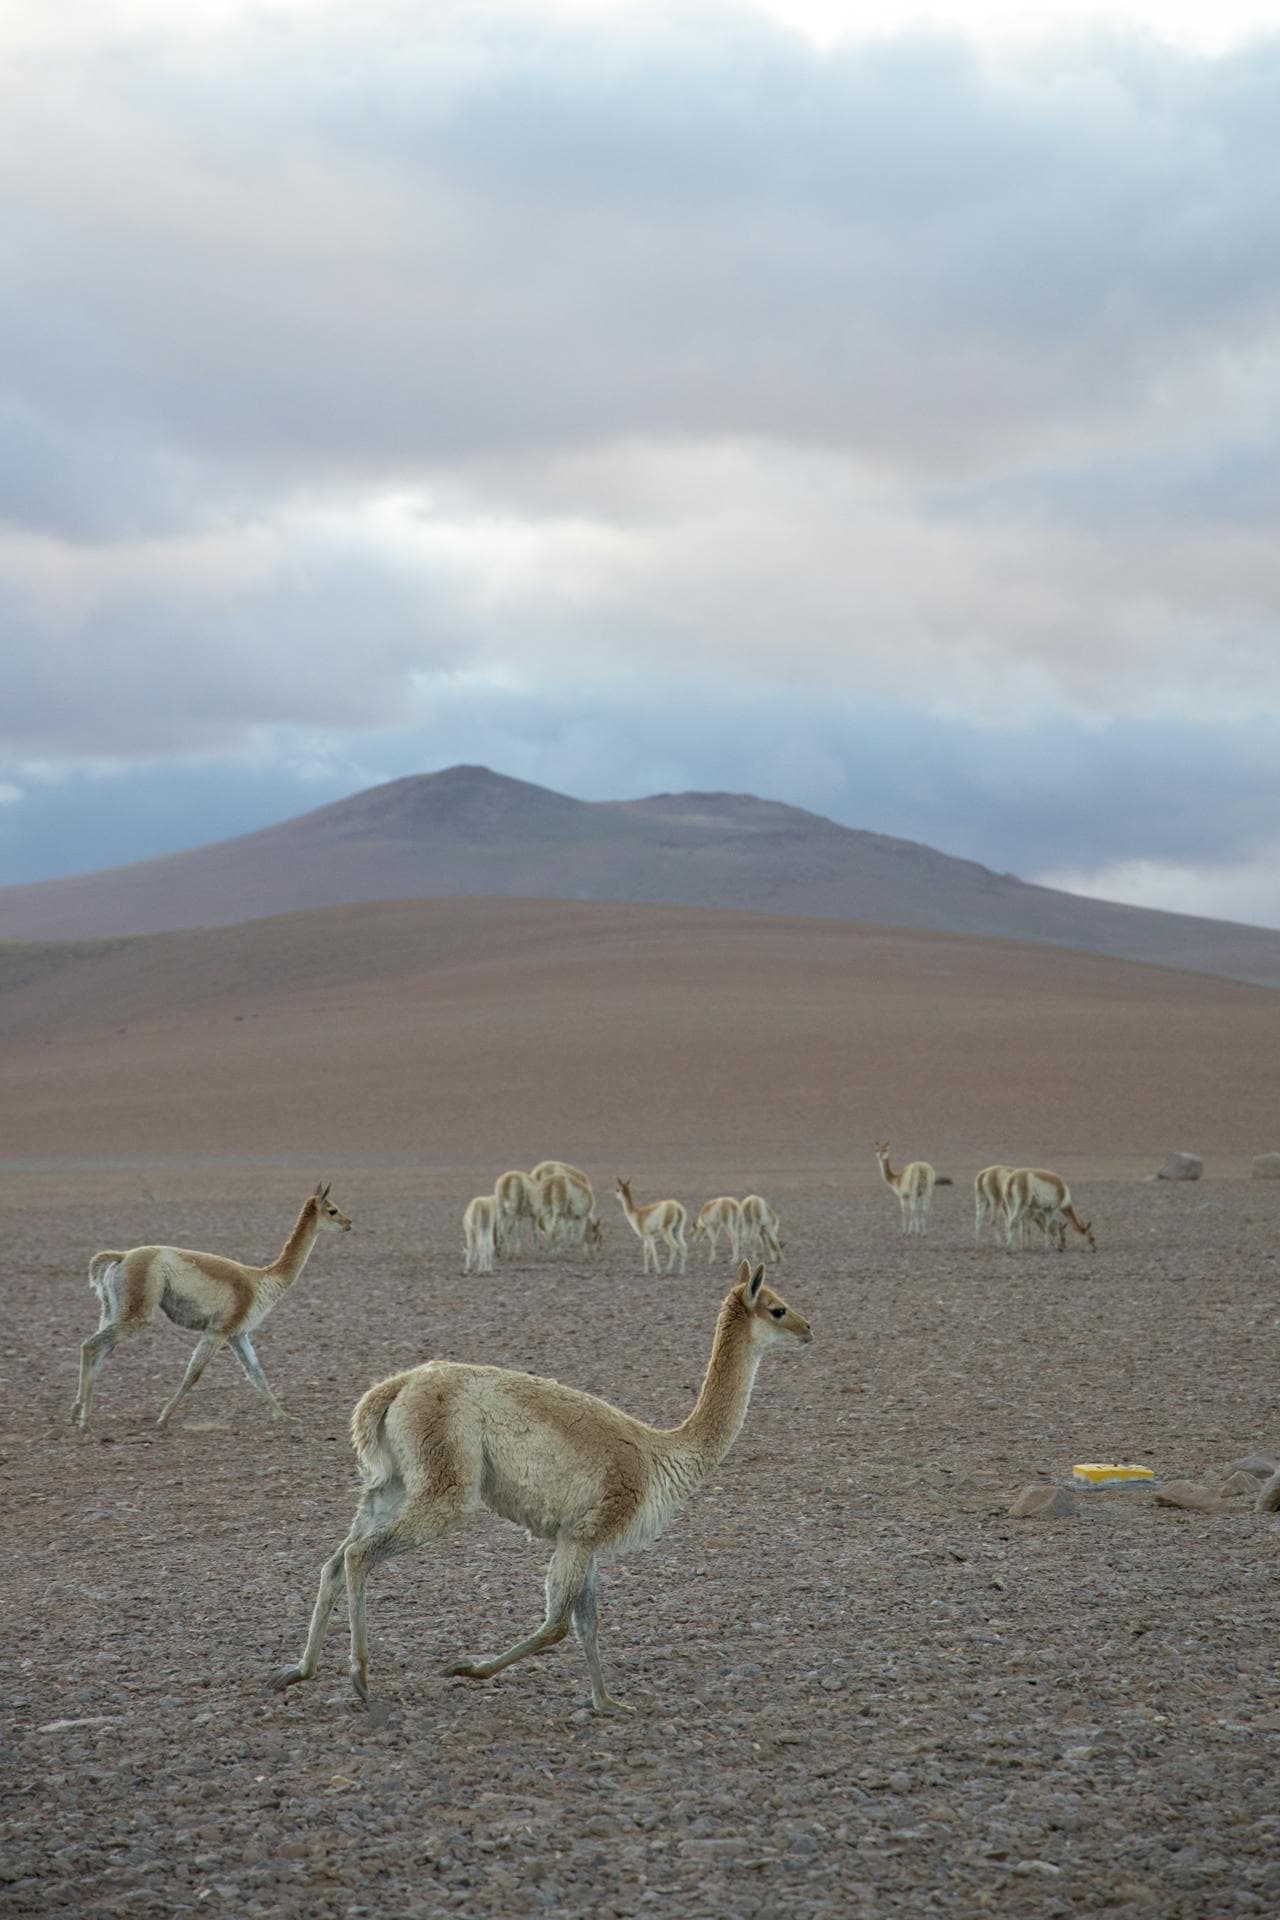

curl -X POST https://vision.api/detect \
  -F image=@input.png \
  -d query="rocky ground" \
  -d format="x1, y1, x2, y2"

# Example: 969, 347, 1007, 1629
3, 1166, 1279, 1918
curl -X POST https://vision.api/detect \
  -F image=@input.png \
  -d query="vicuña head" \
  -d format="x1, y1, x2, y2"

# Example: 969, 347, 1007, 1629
734, 1261, 812, 1350
313, 1181, 353, 1233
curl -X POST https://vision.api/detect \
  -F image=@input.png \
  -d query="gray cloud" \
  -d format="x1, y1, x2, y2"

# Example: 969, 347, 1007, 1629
1, 5, 1279, 922
6, 15, 1280, 477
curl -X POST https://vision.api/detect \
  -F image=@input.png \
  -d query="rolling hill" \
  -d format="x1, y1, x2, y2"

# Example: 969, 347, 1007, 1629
2, 764, 1279, 987
0, 895, 1274, 1171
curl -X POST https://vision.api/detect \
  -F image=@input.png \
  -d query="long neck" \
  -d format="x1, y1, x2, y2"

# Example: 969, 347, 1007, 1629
877, 1153, 899, 1191
668, 1294, 762, 1477
268, 1199, 320, 1286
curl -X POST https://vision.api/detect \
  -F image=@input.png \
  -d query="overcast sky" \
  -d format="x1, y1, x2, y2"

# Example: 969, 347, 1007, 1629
2, 0, 1279, 927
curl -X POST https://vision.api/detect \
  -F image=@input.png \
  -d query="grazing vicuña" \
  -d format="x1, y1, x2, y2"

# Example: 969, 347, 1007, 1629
692, 1195, 744, 1264
739, 1193, 784, 1263
462, 1194, 499, 1273
1004, 1168, 1096, 1251
973, 1164, 1012, 1243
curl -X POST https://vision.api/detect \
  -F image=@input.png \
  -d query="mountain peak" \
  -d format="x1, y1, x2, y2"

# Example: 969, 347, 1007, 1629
1, 764, 1278, 988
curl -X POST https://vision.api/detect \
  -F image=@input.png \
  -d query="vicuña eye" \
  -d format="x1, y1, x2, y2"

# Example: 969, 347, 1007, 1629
769, 1306, 785, 1320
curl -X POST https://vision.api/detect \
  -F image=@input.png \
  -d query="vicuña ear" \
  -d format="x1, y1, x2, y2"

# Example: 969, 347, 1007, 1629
746, 1265, 765, 1305
737, 1259, 751, 1288
318, 1181, 331, 1200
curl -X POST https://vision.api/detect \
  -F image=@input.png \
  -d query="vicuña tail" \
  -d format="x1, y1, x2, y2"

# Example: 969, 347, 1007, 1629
350, 1372, 413, 1490
87, 1250, 126, 1297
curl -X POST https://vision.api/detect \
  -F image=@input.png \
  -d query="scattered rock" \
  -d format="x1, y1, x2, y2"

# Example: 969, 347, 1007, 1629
1222, 1454, 1277, 1481
1156, 1152, 1202, 1181
1153, 1481, 1223, 1514
1250, 1152, 1280, 1180
1256, 1469, 1280, 1513
37, 1716, 118, 1734
1008, 1484, 1076, 1519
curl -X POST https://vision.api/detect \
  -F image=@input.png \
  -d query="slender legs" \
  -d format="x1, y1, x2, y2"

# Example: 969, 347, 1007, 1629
272, 1537, 353, 1694
228, 1332, 287, 1419
156, 1334, 224, 1427
345, 1518, 424, 1702
571, 1558, 633, 1715
70, 1325, 122, 1430
74, 1324, 290, 1431
275, 1526, 633, 1715
448, 1541, 629, 1711
273, 1493, 456, 1705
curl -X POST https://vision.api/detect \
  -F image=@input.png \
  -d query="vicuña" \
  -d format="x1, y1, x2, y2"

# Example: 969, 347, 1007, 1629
272, 1261, 813, 1713
71, 1183, 352, 1431
875, 1142, 936, 1237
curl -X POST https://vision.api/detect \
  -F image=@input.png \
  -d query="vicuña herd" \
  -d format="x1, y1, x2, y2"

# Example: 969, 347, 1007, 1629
66, 1142, 1101, 1716
876, 1143, 1095, 1251
458, 1164, 792, 1274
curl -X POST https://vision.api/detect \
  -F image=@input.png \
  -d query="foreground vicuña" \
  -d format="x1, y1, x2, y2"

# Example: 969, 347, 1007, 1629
272, 1261, 813, 1713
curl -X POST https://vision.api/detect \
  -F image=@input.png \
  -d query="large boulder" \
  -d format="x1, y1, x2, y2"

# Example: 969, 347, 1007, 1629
1250, 1153, 1280, 1181
1156, 1152, 1202, 1181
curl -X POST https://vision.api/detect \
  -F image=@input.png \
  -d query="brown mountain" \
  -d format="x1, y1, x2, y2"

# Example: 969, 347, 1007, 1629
1, 763, 1278, 987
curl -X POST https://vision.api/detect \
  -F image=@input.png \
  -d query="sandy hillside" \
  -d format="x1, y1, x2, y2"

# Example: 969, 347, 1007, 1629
0, 897, 1278, 1175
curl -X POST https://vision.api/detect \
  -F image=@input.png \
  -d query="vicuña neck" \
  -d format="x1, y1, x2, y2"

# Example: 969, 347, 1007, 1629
268, 1200, 320, 1286
877, 1154, 899, 1189
670, 1293, 762, 1476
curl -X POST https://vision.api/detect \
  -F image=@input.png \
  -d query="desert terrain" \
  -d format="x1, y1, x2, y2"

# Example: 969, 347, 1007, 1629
3, 897, 1279, 1918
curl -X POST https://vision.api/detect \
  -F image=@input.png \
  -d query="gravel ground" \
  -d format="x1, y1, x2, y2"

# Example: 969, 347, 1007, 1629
3, 1165, 1279, 1919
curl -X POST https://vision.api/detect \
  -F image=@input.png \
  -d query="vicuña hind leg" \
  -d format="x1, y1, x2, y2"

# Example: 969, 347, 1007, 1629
71, 1324, 122, 1430
272, 1535, 353, 1693
272, 1484, 450, 1704
448, 1542, 590, 1690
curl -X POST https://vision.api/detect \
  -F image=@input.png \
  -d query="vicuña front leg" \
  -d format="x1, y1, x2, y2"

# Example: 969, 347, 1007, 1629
156, 1334, 223, 1427
448, 1543, 586, 1687
572, 1558, 634, 1715
228, 1332, 288, 1420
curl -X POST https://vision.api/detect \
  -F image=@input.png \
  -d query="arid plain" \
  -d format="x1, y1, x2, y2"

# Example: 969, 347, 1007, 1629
3, 897, 1279, 1918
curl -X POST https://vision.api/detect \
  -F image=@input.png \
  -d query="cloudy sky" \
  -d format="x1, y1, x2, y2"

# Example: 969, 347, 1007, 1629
3, 0, 1279, 925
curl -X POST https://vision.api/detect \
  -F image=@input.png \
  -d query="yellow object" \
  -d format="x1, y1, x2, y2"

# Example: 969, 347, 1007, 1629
1072, 1462, 1156, 1487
